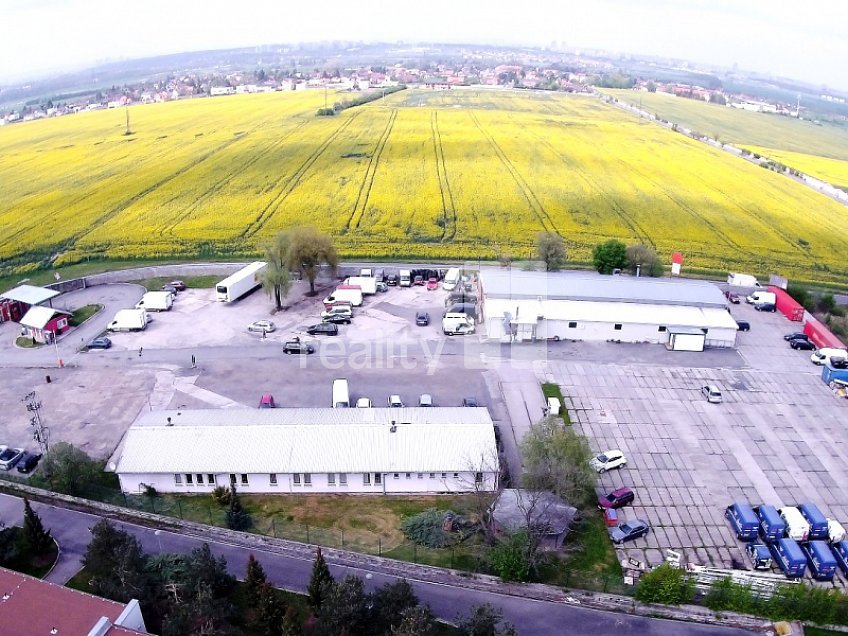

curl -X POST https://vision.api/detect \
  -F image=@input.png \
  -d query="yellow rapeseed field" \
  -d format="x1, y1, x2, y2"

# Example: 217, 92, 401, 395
1, 88, 847, 282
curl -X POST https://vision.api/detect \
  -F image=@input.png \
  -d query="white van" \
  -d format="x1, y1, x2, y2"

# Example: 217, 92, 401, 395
443, 267, 460, 291
332, 379, 350, 408
778, 506, 811, 541
746, 291, 776, 305
811, 348, 848, 366
442, 313, 475, 336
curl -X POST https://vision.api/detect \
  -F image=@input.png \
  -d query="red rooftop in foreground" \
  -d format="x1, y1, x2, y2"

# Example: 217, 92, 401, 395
0, 566, 149, 635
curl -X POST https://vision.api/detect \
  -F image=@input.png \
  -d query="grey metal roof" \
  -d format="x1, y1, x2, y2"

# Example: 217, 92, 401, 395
480, 268, 727, 308
0, 284, 59, 305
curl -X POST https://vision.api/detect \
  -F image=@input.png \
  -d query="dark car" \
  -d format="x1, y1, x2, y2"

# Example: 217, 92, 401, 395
608, 519, 650, 544
462, 397, 480, 407
15, 451, 42, 474
88, 336, 112, 349
754, 302, 777, 312
598, 487, 635, 510
386, 274, 399, 286
306, 323, 339, 336
725, 291, 741, 304
168, 280, 187, 291
161, 284, 178, 294
736, 320, 750, 332
322, 313, 351, 325
413, 275, 425, 286
416, 311, 430, 326
376, 281, 389, 293
790, 339, 816, 350
784, 332, 809, 341
283, 339, 315, 354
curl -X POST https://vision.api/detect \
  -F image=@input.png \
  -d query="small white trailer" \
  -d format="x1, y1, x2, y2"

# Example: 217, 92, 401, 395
108, 309, 149, 332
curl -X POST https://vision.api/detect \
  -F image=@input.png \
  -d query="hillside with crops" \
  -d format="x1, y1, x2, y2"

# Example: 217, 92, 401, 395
1, 88, 848, 282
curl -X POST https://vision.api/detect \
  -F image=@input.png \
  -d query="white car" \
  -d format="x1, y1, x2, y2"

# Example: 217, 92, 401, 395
248, 320, 276, 333
590, 449, 627, 474
701, 385, 723, 404
0, 446, 25, 470
419, 393, 433, 407
811, 348, 848, 366
355, 397, 373, 408
388, 395, 404, 408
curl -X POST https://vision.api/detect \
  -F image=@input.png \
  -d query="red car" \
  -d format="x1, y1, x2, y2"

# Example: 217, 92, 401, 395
259, 394, 276, 408
426, 277, 439, 291
597, 487, 635, 510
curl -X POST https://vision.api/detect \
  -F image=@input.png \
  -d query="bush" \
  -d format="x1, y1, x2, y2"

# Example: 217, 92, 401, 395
488, 531, 531, 582
704, 577, 765, 615
786, 283, 812, 311
634, 564, 694, 605
212, 486, 231, 506
818, 293, 837, 313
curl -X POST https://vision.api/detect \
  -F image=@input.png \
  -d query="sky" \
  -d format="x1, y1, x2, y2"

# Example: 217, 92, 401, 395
0, 0, 846, 89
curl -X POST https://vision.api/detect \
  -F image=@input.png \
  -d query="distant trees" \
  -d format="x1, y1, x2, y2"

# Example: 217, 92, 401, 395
535, 232, 567, 272
625, 244, 664, 277
287, 226, 339, 296
592, 239, 628, 274
646, 81, 657, 93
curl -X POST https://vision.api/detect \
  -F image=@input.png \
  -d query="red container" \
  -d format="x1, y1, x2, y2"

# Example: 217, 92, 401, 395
604, 508, 619, 527
769, 286, 805, 322
804, 314, 846, 350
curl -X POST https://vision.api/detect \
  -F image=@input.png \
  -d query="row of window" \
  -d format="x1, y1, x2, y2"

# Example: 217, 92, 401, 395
172, 472, 478, 487
565, 321, 670, 333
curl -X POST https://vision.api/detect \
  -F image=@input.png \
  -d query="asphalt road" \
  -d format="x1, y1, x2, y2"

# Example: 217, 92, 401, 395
0, 493, 753, 635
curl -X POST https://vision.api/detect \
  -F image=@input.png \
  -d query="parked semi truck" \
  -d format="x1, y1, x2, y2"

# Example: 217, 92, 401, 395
108, 309, 149, 332
727, 273, 762, 288
135, 291, 173, 312
216, 262, 267, 302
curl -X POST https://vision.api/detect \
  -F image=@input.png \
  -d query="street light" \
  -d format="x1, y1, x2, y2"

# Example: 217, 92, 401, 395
154, 529, 163, 551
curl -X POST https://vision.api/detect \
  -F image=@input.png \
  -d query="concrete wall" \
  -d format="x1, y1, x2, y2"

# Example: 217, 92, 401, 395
119, 470, 498, 494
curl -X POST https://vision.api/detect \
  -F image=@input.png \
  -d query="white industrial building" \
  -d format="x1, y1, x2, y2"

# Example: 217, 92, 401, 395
113, 408, 500, 495
479, 269, 738, 350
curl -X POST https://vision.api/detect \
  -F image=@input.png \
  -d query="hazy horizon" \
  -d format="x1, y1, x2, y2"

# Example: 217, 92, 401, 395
1, 0, 846, 90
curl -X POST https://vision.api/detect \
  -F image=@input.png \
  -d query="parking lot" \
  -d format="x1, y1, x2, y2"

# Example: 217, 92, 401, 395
552, 300, 848, 582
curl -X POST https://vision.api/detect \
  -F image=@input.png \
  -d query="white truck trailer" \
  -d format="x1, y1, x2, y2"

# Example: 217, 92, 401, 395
727, 273, 762, 288
216, 262, 267, 302
343, 276, 377, 295
108, 309, 149, 332
135, 291, 173, 312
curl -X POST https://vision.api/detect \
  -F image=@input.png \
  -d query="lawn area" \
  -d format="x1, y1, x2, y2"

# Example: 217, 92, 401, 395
15, 336, 42, 348
70, 303, 102, 326
541, 383, 571, 424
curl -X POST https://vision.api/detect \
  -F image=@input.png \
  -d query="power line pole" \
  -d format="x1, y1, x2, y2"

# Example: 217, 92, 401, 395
23, 391, 49, 453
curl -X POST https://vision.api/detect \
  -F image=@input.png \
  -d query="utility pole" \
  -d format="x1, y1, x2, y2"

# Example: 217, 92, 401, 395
23, 391, 49, 453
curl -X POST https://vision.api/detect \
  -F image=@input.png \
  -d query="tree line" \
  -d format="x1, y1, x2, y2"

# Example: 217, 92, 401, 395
532, 232, 664, 277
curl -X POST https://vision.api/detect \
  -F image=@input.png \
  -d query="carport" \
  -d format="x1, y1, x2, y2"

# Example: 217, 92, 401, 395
0, 284, 59, 323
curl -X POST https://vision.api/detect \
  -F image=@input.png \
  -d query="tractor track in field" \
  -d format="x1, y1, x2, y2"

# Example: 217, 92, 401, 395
242, 113, 360, 239
431, 111, 457, 242
345, 109, 397, 232
468, 111, 558, 235
159, 121, 309, 238
516, 115, 654, 248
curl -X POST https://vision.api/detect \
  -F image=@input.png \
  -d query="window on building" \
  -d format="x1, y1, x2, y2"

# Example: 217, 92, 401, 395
417, 473, 423, 479
568, 321, 577, 328
363, 473, 371, 486
270, 473, 278, 486
240, 474, 249, 486
339, 473, 347, 486
453, 473, 459, 479
328, 473, 336, 486
441, 472, 447, 479
375, 473, 382, 485
303, 473, 312, 486
429, 473, 435, 479
405, 473, 411, 479
207, 474, 215, 485
614, 324, 622, 331
229, 474, 236, 485
196, 474, 204, 485
185, 473, 193, 485
293, 473, 301, 486
658, 326, 667, 332
475, 472, 483, 485
174, 474, 183, 485
393, 473, 399, 479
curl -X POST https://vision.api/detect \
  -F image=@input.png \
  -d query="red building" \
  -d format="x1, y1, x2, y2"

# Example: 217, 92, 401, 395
0, 284, 59, 323
20, 305, 72, 343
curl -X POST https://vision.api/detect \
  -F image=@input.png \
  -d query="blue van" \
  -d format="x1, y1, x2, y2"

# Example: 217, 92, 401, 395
769, 538, 807, 578
802, 541, 837, 581
726, 503, 759, 540
755, 504, 787, 542
831, 541, 848, 575
798, 503, 829, 540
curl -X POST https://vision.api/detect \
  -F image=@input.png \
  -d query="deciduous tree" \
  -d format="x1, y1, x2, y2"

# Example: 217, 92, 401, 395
287, 226, 339, 296
36, 442, 103, 496
456, 603, 517, 636
534, 232, 566, 272
261, 232, 292, 311
626, 244, 664, 277
592, 239, 628, 274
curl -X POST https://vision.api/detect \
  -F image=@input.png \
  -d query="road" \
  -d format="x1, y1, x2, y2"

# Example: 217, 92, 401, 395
0, 493, 754, 635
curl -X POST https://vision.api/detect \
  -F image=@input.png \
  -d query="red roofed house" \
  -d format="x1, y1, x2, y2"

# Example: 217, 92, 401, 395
20, 305, 72, 344
0, 566, 149, 635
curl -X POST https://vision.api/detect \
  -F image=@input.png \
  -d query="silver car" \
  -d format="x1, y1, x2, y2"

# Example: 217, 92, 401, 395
701, 385, 722, 404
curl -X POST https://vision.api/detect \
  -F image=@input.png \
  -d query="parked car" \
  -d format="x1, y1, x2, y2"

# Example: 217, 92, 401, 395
419, 393, 433, 407
88, 336, 112, 350
168, 280, 187, 291
790, 339, 816, 350
376, 281, 389, 293
321, 306, 353, 321
306, 323, 339, 336
0, 446, 24, 470
784, 332, 809, 341
322, 313, 351, 325
608, 519, 650, 544
413, 275, 425, 286
388, 395, 404, 408
462, 397, 480, 407
426, 277, 439, 291
248, 320, 276, 333
15, 451, 42, 474
160, 284, 177, 294
736, 320, 750, 332
283, 339, 315, 355
754, 302, 777, 312
258, 394, 276, 408
416, 311, 430, 326
598, 487, 635, 510
386, 274, 399, 286
356, 397, 373, 408
811, 348, 848, 366
725, 292, 741, 304
589, 449, 627, 474
701, 385, 723, 404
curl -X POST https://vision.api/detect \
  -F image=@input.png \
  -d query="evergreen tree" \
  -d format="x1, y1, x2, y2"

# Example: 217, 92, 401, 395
22, 498, 53, 555
245, 553, 269, 606
281, 606, 303, 636
254, 582, 286, 636
226, 484, 251, 530
307, 547, 334, 614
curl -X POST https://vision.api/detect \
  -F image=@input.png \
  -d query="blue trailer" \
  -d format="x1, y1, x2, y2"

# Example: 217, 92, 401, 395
726, 503, 759, 540
831, 541, 848, 575
769, 538, 807, 578
798, 503, 829, 540
822, 363, 848, 385
802, 541, 838, 581
755, 504, 786, 542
